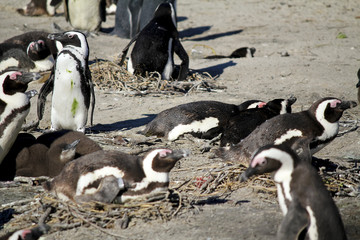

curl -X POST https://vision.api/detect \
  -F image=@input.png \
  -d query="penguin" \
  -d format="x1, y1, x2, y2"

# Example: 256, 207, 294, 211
0, 43, 36, 72
17, 0, 62, 16
205, 47, 256, 59
43, 148, 188, 203
240, 144, 347, 240
142, 99, 266, 141
111, 0, 176, 39
216, 97, 357, 165
63, 0, 106, 31
355, 68, 360, 104
0, 224, 49, 240
37, 31, 95, 133
220, 96, 297, 147
0, 71, 40, 165
15, 130, 102, 178
119, 2, 189, 81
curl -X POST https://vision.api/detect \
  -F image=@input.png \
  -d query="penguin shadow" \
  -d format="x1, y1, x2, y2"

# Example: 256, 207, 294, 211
194, 196, 229, 205
189, 29, 243, 42
194, 60, 237, 77
89, 114, 156, 132
179, 26, 212, 39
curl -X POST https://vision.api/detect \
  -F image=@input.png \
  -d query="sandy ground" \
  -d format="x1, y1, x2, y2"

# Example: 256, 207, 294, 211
1, 0, 360, 239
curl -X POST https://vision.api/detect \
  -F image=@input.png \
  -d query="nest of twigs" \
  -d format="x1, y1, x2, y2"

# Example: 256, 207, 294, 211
89, 59, 226, 95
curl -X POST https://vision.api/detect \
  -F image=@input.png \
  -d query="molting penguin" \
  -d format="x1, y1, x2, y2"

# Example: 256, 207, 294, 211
37, 31, 95, 133
0, 71, 39, 164
15, 130, 102, 178
64, 0, 106, 31
43, 148, 188, 203
119, 2, 188, 81
220, 96, 297, 147
240, 144, 347, 240
142, 100, 266, 141
17, 0, 62, 16
217, 97, 357, 165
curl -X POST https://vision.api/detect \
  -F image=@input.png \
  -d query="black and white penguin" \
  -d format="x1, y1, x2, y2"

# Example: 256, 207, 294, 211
119, 2, 189, 81
217, 97, 357, 165
220, 96, 297, 146
241, 144, 347, 240
43, 148, 188, 203
111, 0, 176, 39
205, 47, 256, 59
15, 130, 102, 178
37, 31, 95, 133
17, 0, 62, 16
63, 0, 106, 31
142, 100, 265, 141
0, 224, 49, 240
0, 71, 39, 164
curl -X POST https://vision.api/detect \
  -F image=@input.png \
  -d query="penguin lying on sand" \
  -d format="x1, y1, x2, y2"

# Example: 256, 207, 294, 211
43, 148, 188, 203
0, 224, 49, 240
241, 144, 347, 240
17, 0, 62, 16
119, 2, 189, 81
216, 97, 357, 165
205, 47, 256, 59
142, 99, 266, 141
0, 71, 39, 165
37, 31, 95, 133
15, 130, 102, 178
220, 96, 297, 146
63, 0, 106, 31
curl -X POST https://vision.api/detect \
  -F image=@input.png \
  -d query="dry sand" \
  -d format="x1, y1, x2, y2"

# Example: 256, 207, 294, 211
0, 0, 360, 239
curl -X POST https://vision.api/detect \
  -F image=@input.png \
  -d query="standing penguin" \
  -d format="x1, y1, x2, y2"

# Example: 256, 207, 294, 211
220, 96, 297, 146
63, 0, 106, 31
216, 97, 357, 165
37, 31, 95, 133
120, 2, 189, 81
43, 148, 188, 203
241, 144, 347, 240
355, 68, 360, 104
142, 99, 266, 141
0, 71, 40, 164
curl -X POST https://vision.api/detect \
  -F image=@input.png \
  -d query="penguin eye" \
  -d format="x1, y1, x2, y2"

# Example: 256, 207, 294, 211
259, 159, 267, 166
68, 34, 74, 39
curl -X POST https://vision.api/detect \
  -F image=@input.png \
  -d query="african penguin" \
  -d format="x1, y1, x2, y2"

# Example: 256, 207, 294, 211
0, 71, 39, 165
216, 97, 357, 165
142, 100, 265, 141
119, 2, 189, 81
356, 68, 360, 104
17, 0, 62, 16
111, 0, 176, 39
37, 31, 95, 133
205, 47, 256, 59
220, 96, 297, 147
0, 224, 49, 240
63, 0, 106, 31
15, 130, 102, 178
43, 148, 188, 203
241, 144, 347, 240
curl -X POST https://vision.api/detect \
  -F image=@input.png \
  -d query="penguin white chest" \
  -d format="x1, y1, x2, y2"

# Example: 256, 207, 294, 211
51, 55, 87, 132
68, 0, 102, 31
162, 38, 174, 80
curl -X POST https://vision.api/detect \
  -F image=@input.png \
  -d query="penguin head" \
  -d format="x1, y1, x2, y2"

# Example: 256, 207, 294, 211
48, 31, 89, 57
153, 2, 177, 27
142, 148, 189, 180
0, 71, 41, 95
27, 39, 51, 61
356, 68, 360, 88
237, 99, 266, 111
266, 95, 297, 115
311, 97, 357, 124
240, 144, 296, 182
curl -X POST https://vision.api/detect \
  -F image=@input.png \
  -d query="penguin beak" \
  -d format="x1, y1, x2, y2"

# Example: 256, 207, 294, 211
337, 100, 357, 110
48, 33, 63, 41
240, 167, 258, 182
287, 95, 297, 105
166, 149, 190, 161
17, 72, 42, 84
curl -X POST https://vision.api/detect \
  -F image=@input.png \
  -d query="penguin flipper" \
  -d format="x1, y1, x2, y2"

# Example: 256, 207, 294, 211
88, 71, 96, 126
277, 200, 309, 240
119, 33, 139, 66
37, 72, 54, 121
99, 0, 106, 22
174, 39, 189, 81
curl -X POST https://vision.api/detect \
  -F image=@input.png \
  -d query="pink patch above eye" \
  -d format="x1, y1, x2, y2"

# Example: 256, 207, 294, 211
21, 229, 31, 238
251, 156, 266, 168
10, 72, 22, 80
258, 102, 267, 108
159, 149, 172, 157
330, 100, 341, 108
38, 40, 45, 45
29, 42, 35, 49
